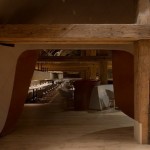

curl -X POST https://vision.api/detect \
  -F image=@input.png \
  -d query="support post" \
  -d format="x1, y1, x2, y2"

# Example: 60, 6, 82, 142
90, 64, 98, 80
100, 60, 108, 84
134, 40, 150, 144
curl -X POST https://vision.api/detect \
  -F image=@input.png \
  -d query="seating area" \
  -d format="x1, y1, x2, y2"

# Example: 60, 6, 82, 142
26, 81, 61, 103
26, 79, 116, 113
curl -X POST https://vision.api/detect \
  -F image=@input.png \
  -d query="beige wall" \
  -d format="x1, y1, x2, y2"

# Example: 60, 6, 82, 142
32, 71, 52, 81
0, 49, 38, 136
32, 71, 63, 81
0, 46, 26, 133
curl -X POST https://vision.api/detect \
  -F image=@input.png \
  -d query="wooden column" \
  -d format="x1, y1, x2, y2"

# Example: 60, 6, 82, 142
100, 60, 108, 84
85, 68, 91, 79
86, 50, 97, 56
134, 40, 150, 144
80, 71, 86, 79
136, 0, 150, 24
90, 64, 98, 80
135, 0, 150, 144
86, 50, 98, 79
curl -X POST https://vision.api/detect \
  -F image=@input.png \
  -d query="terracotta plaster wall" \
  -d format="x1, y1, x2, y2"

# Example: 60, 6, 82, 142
112, 51, 134, 119
73, 80, 100, 110
0, 50, 39, 136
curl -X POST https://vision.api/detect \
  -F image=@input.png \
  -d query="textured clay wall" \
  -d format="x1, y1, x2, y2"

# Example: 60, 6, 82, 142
112, 51, 134, 119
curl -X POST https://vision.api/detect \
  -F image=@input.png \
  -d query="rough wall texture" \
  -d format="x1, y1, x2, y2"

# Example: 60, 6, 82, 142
112, 51, 134, 119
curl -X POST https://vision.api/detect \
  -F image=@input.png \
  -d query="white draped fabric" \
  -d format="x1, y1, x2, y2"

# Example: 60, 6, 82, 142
89, 84, 114, 110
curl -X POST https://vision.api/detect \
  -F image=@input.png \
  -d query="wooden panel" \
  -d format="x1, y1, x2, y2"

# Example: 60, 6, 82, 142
0, 50, 39, 136
112, 51, 134, 118
0, 24, 150, 44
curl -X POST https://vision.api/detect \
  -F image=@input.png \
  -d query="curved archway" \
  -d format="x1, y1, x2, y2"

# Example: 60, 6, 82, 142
0, 50, 39, 136
112, 50, 134, 118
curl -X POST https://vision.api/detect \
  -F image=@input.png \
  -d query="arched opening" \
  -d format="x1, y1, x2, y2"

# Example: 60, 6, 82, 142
1, 48, 134, 149
0, 0, 149, 144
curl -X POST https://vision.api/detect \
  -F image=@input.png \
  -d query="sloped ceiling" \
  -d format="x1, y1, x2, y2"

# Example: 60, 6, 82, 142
0, 0, 137, 24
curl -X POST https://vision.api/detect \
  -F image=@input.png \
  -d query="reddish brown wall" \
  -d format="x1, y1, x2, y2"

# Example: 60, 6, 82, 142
73, 80, 100, 110
1, 50, 39, 136
112, 51, 134, 118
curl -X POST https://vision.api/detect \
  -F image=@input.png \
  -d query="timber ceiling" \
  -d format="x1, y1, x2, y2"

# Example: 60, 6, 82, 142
0, 0, 137, 24
39, 49, 112, 57
0, 0, 136, 67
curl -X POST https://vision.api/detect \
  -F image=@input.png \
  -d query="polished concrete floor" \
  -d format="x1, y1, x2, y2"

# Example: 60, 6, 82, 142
0, 93, 150, 150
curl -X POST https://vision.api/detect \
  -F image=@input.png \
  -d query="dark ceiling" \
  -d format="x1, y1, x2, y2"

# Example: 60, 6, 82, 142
39, 49, 112, 57
0, 0, 137, 24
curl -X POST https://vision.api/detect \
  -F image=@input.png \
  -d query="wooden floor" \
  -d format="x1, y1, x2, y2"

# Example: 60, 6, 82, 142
0, 92, 150, 150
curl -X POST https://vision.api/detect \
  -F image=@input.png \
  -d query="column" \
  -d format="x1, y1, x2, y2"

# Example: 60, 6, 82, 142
90, 64, 98, 80
86, 50, 96, 56
100, 60, 108, 84
134, 40, 150, 144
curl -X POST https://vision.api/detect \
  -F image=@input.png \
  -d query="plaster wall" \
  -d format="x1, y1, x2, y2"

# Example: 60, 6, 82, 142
0, 46, 38, 135
0, 46, 26, 134
112, 51, 134, 118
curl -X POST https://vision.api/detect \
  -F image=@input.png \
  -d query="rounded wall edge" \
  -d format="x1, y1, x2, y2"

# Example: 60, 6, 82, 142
0, 50, 39, 136
112, 50, 134, 119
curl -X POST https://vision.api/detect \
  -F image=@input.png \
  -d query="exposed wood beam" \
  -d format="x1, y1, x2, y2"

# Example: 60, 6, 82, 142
38, 56, 111, 62
0, 24, 150, 44
36, 63, 99, 68
35, 67, 89, 72
35, 62, 99, 71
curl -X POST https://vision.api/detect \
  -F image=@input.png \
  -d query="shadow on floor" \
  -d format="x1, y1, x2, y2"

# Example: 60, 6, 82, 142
70, 126, 134, 144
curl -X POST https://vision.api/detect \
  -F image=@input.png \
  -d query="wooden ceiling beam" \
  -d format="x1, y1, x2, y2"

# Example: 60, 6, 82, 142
0, 24, 150, 44
38, 56, 111, 62
35, 67, 89, 72
37, 63, 99, 68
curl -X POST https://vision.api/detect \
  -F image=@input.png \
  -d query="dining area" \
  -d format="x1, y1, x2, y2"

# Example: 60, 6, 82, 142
26, 80, 61, 103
